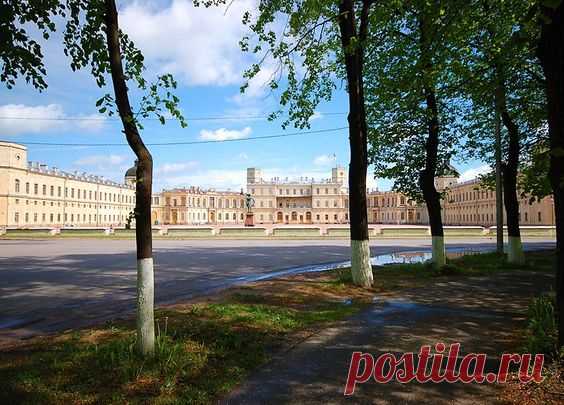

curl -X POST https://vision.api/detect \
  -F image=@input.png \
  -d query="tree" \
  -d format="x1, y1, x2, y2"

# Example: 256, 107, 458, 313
537, 0, 564, 348
459, 0, 546, 264
366, 0, 468, 267
63, 0, 186, 355
0, 1, 60, 90
240, 0, 375, 286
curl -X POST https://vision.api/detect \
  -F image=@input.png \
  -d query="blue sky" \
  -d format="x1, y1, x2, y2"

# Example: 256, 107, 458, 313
0, 0, 487, 192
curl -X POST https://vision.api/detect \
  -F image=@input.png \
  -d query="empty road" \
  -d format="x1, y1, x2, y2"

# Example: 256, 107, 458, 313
0, 237, 556, 343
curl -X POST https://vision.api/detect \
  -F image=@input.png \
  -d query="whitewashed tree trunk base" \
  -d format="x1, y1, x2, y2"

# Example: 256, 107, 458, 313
507, 236, 525, 265
351, 239, 373, 287
137, 257, 155, 356
432, 236, 446, 267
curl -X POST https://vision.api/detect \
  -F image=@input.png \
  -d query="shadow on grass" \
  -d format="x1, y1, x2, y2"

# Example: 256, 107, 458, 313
0, 288, 363, 404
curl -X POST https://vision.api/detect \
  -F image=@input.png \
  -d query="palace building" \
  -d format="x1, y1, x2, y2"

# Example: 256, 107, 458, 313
0, 141, 136, 228
0, 139, 555, 228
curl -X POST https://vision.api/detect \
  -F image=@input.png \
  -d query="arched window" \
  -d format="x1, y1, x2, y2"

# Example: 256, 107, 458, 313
15, 179, 20, 193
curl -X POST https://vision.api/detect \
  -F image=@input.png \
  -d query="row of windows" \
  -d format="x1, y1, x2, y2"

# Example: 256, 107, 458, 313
165, 196, 244, 209
14, 179, 134, 203
372, 211, 416, 222
263, 212, 350, 222
444, 211, 543, 223
368, 196, 411, 208
448, 189, 495, 203
13, 212, 127, 224
14, 198, 132, 210
250, 187, 341, 196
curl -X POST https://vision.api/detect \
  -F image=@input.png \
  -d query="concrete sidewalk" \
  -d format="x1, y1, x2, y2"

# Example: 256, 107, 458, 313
224, 269, 554, 404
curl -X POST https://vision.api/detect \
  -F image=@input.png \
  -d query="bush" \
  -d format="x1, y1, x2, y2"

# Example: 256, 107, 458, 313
524, 294, 559, 360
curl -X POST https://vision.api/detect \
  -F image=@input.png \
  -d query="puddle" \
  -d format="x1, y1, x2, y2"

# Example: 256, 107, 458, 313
236, 250, 433, 282
235, 248, 488, 283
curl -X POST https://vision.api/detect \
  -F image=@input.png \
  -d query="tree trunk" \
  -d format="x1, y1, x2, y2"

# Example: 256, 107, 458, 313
494, 109, 504, 254
418, 12, 445, 267
338, 0, 373, 287
495, 63, 524, 264
537, 2, 564, 349
104, 0, 155, 356
500, 111, 524, 264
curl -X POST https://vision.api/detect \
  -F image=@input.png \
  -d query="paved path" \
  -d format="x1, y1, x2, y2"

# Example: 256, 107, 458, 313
0, 238, 555, 343
225, 269, 555, 404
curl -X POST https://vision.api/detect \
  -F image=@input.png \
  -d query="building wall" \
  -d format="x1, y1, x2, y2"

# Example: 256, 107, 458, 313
0, 141, 136, 228
2, 143, 555, 229
152, 168, 555, 227
441, 179, 554, 226
247, 167, 349, 224
151, 187, 247, 225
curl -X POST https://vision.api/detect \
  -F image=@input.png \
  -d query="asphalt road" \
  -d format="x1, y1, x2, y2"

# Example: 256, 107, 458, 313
0, 237, 556, 343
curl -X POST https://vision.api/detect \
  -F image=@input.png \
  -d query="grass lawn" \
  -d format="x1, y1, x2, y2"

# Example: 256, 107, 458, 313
0, 273, 374, 404
328, 249, 555, 292
0, 250, 557, 404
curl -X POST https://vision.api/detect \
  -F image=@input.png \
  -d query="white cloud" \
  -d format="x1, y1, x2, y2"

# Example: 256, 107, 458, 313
0, 104, 65, 135
238, 152, 249, 161
74, 155, 128, 166
200, 126, 252, 141
0, 104, 106, 135
156, 161, 199, 174
310, 111, 323, 121
157, 169, 246, 191
314, 154, 337, 166
458, 164, 491, 183
120, 0, 256, 86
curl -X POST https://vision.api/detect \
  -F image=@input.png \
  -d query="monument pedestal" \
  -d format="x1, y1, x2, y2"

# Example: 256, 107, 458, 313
244, 212, 255, 227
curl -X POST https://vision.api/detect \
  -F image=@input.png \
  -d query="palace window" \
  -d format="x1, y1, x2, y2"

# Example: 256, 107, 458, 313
50, 186, 54, 196
25, 182, 30, 193
34, 183, 38, 194
15, 179, 20, 192
14, 212, 19, 223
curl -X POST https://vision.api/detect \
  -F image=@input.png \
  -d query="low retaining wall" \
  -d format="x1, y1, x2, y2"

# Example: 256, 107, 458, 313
272, 227, 321, 237
444, 226, 486, 236
326, 228, 350, 237
218, 227, 267, 236
166, 227, 214, 237
380, 227, 429, 236
489, 226, 556, 237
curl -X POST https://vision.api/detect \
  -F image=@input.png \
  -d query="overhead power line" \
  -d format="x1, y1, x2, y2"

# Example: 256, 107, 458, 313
17, 126, 349, 147
0, 112, 347, 122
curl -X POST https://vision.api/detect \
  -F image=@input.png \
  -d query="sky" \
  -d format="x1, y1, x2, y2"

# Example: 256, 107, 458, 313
0, 0, 489, 192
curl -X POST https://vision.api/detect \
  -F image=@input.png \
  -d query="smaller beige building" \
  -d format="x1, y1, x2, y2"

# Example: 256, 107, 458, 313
151, 187, 247, 225
0, 141, 136, 228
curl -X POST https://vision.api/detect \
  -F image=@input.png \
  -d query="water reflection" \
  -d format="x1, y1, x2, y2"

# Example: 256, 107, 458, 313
235, 248, 487, 283
236, 250, 434, 283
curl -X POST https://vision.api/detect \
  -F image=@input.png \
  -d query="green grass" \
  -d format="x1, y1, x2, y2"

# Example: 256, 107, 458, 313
332, 250, 555, 291
0, 287, 362, 404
